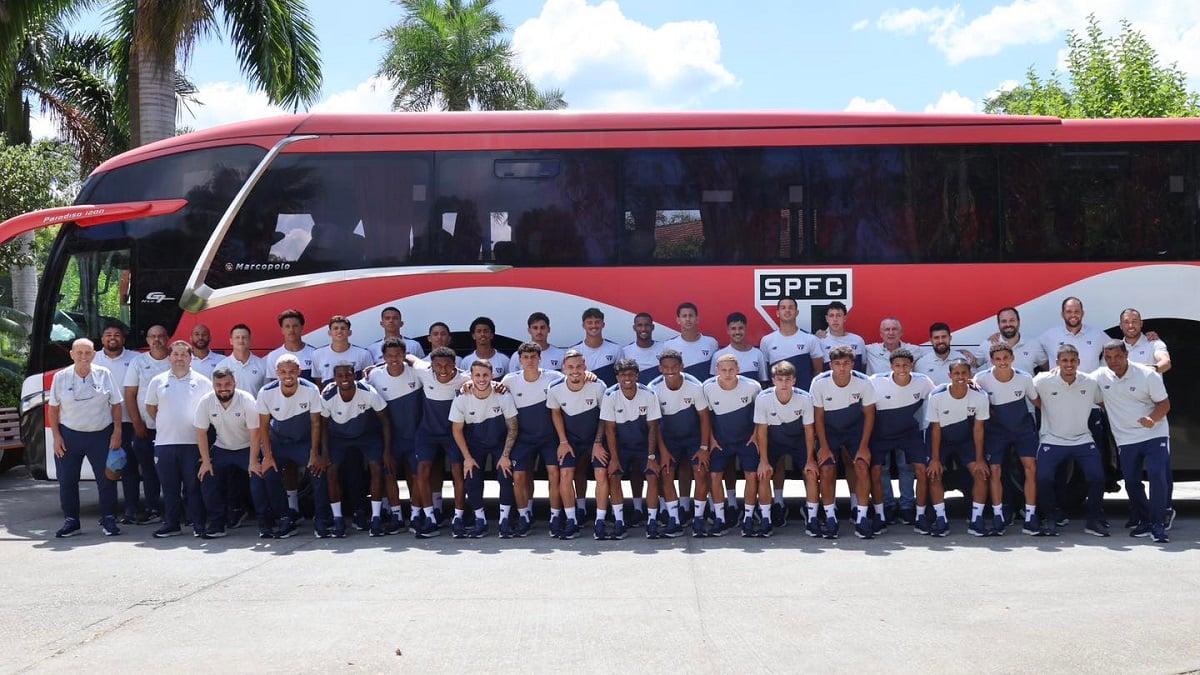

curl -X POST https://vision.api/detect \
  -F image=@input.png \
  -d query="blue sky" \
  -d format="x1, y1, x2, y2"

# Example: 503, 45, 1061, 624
40, 0, 1200, 135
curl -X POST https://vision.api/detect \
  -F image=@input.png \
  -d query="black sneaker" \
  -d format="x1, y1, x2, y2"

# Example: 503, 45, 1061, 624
56, 518, 82, 538
119, 513, 137, 525
898, 508, 916, 526
1129, 522, 1153, 538
138, 509, 163, 525
1151, 524, 1170, 543
228, 509, 248, 529
153, 523, 182, 538
204, 526, 227, 539
1084, 519, 1110, 537
100, 515, 121, 536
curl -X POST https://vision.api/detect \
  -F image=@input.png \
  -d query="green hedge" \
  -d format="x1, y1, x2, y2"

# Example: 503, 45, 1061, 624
0, 371, 20, 409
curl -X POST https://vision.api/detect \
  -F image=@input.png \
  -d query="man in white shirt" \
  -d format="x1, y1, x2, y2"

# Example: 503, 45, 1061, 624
310, 315, 374, 385
194, 367, 260, 538
368, 306, 425, 363
216, 323, 268, 395
189, 324, 224, 378
146, 341, 212, 538
622, 312, 665, 385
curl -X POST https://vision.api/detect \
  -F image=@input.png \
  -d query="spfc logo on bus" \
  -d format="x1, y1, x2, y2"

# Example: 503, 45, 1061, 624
754, 268, 853, 331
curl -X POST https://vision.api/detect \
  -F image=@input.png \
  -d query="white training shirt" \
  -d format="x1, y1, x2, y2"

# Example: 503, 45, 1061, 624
369, 336, 426, 363
710, 345, 769, 381
124, 352, 170, 428
925, 385, 990, 436
193, 389, 259, 450
463, 350, 511, 379
1094, 362, 1170, 446
622, 341, 665, 375
570, 339, 624, 384
255, 379, 323, 444
1032, 371, 1102, 446
864, 342, 929, 376
190, 350, 225, 379
819, 331, 867, 363
599, 384, 662, 425
1036, 324, 1109, 374
145, 369, 212, 445
215, 352, 268, 395
49, 365, 122, 432
1123, 334, 1167, 368
93, 349, 135, 423
311, 344, 374, 383
662, 334, 720, 381
265, 343, 317, 379
511, 345, 567, 372
991, 338, 1047, 374
914, 351, 962, 386
753, 387, 815, 428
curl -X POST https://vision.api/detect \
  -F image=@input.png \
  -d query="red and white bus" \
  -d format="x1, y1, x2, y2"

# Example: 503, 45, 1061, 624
3, 111, 1198, 480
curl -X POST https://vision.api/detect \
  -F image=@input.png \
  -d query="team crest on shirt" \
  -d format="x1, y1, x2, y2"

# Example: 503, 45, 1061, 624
299, 402, 309, 410
967, 406, 976, 415
639, 406, 647, 414
850, 393, 861, 401
492, 406, 501, 413
586, 398, 595, 405
701, 350, 710, 357
683, 397, 693, 405
357, 403, 368, 411
740, 396, 750, 404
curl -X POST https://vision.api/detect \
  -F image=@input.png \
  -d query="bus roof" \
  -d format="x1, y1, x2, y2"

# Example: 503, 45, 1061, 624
95, 110, 1200, 174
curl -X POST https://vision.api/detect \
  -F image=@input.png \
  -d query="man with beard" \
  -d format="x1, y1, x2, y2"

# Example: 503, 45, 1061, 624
146, 341, 212, 537
622, 312, 665, 385
93, 323, 140, 524
915, 322, 979, 385
123, 324, 170, 524
189, 324, 224, 379
988, 307, 1047, 374
194, 367, 260, 538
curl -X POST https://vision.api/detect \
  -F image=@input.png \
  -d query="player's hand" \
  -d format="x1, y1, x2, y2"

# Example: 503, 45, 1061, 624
492, 381, 508, 395
497, 455, 513, 477
197, 459, 214, 480
1146, 330, 1160, 341
817, 447, 834, 466
607, 461, 622, 477
927, 461, 943, 480
308, 453, 328, 476
260, 455, 277, 474
804, 458, 819, 478
132, 422, 148, 439
696, 449, 710, 472
756, 463, 773, 481
711, 441, 724, 454
592, 443, 608, 465
815, 329, 828, 339
248, 459, 264, 477
557, 441, 574, 464
1139, 416, 1156, 428
583, 371, 598, 383
646, 457, 660, 477
970, 462, 989, 480
660, 450, 675, 471
110, 430, 122, 450
463, 456, 479, 478
53, 436, 66, 458
987, 331, 1001, 344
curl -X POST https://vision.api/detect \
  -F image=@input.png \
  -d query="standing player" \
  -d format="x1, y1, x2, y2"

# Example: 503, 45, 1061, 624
265, 309, 317, 381
216, 324, 268, 395
868, 349, 935, 535
93, 323, 139, 524
925, 359, 991, 537
145, 341, 212, 538
753, 361, 815, 538
648, 349, 708, 536
809, 346, 876, 539
599, 359, 661, 540
974, 343, 1040, 535
250, 354, 325, 539
915, 322, 979, 385
1032, 345, 1107, 537
320, 363, 390, 537
663, 302, 720, 381
701, 354, 762, 537
194, 367, 260, 538
189, 324, 224, 378
986, 307, 1047, 374
423, 321, 461, 369
123, 324, 170, 524
500, 343, 565, 536
48, 338, 124, 537
311, 315, 374, 385
367, 338, 430, 536
760, 298, 824, 389
622, 312, 665, 385
368, 306, 425, 362
546, 350, 607, 539
513, 312, 566, 372
410, 347, 469, 534
1095, 340, 1171, 543
818, 301, 866, 372
464, 316, 510, 379
450, 359, 519, 539
570, 307, 623, 516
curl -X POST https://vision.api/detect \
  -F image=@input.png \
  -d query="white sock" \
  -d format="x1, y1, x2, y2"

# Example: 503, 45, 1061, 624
648, 508, 659, 521
433, 494, 443, 510
596, 508, 607, 522
824, 504, 837, 519
613, 504, 625, 524
971, 502, 984, 520
423, 506, 435, 519
1025, 504, 1037, 519
993, 503, 1004, 519
391, 505, 403, 517
774, 490, 785, 505
500, 504, 511, 521
695, 501, 707, 518
850, 495, 859, 510
726, 494, 737, 507
370, 500, 382, 517
856, 505, 868, 523
917, 505, 927, 518
330, 502, 343, 518
474, 508, 485, 522
714, 506, 726, 523
287, 490, 299, 512
565, 506, 577, 523
519, 507, 531, 519
666, 500, 680, 522
744, 505, 755, 520
550, 507, 562, 522
454, 508, 464, 519
759, 504, 772, 523
934, 503, 947, 518
806, 502, 818, 519
576, 497, 586, 512
633, 497, 643, 511
874, 503, 885, 517
526, 499, 534, 513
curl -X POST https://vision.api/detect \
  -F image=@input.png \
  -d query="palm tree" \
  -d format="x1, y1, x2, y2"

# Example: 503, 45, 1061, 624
378, 0, 565, 111
104, 0, 323, 147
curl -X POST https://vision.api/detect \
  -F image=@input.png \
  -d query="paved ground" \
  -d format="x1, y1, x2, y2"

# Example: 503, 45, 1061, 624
1, 467, 1198, 673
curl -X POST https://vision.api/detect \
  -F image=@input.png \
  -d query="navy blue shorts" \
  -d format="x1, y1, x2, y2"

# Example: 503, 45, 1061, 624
509, 443, 539, 472
823, 425, 866, 458
873, 432, 928, 466
612, 448, 653, 477
937, 440, 979, 468
984, 430, 1038, 463
737, 442, 763, 473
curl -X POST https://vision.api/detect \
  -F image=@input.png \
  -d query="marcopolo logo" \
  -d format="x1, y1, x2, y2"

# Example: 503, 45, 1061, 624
754, 268, 853, 331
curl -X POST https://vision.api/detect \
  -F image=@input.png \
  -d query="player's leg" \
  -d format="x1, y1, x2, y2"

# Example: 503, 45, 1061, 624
677, 460, 694, 524
967, 457, 990, 537
1075, 444, 1108, 536
592, 461, 611, 540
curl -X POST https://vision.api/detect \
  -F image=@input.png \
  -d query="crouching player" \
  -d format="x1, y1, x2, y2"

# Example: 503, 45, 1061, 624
600, 359, 662, 540
868, 349, 935, 537
702, 353, 763, 537
252, 354, 325, 539
925, 359, 991, 537
974, 343, 1040, 535
810, 346, 876, 539
648, 349, 708, 537
450, 359, 519, 539
194, 367, 260, 538
500, 342, 564, 537
752, 361, 815, 538
367, 338, 426, 535
410, 347, 469, 536
546, 350, 607, 539
321, 363, 390, 537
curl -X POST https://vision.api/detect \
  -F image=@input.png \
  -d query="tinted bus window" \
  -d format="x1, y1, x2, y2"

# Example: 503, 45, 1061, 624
810, 145, 999, 264
1002, 143, 1197, 261
622, 149, 799, 264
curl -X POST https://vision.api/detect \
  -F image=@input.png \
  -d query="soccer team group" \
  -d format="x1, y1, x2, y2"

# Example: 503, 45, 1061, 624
48, 296, 1176, 545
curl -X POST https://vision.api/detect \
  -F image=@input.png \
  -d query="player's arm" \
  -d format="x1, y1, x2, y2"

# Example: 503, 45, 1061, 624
855, 404, 875, 464
1142, 398, 1171, 428
124, 384, 147, 437
645, 419, 660, 474
804, 422, 817, 475
810, 354, 824, 377
452, 421, 478, 477
928, 422, 943, 480
1154, 347, 1172, 374
602, 420, 619, 471
497, 414, 517, 477
196, 422, 214, 479
377, 409, 395, 475
813, 406, 833, 466
550, 407, 574, 462
754, 423, 772, 480
654, 424, 673, 468
254, 413, 275, 474
309, 412, 326, 475
592, 419, 608, 465
971, 418, 988, 479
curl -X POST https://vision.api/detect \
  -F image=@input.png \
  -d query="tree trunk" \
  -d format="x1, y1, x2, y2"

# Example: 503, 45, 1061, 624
131, 39, 177, 146
10, 231, 37, 320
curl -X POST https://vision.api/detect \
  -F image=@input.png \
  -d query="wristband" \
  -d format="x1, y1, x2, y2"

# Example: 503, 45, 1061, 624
699, 444, 709, 451
647, 454, 656, 461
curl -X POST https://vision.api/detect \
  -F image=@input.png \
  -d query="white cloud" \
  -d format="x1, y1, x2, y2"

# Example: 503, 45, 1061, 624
873, 0, 1200, 74
844, 97, 897, 112
29, 112, 57, 141
511, 0, 738, 110
310, 76, 396, 114
181, 81, 287, 130
924, 90, 977, 113
851, 18, 870, 31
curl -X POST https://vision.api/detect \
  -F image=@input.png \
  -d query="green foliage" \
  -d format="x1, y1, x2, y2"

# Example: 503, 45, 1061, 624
0, 141, 78, 269
0, 370, 20, 408
378, 0, 566, 111
984, 15, 1200, 118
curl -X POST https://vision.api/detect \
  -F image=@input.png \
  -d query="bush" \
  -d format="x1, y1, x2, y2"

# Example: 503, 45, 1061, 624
0, 371, 20, 409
